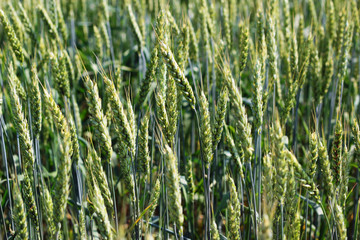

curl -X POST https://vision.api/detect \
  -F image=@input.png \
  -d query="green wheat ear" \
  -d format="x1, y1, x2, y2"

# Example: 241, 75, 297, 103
78, 207, 87, 240
85, 156, 113, 240
145, 177, 161, 230
271, 119, 287, 205
308, 132, 318, 179
164, 145, 184, 236
212, 86, 228, 151
127, 3, 144, 50
37, 6, 61, 46
226, 174, 241, 240
43, 90, 73, 234
29, 64, 42, 138
40, 183, 56, 238
352, 119, 360, 164
8, 3, 24, 44
211, 220, 220, 240
318, 139, 334, 198
139, 46, 158, 105
0, 9, 24, 62
222, 63, 253, 162
138, 114, 150, 175
103, 76, 134, 155
199, 91, 213, 168
18, 2, 36, 43
90, 149, 114, 214
8, 63, 34, 173
331, 119, 343, 185
12, 183, 28, 240
158, 39, 196, 109
84, 76, 112, 163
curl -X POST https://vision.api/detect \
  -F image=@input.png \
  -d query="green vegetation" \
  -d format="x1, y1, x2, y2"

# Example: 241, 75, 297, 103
0, 0, 360, 239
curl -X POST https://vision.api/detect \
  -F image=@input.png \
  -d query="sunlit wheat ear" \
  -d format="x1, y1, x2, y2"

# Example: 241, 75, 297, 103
49, 52, 70, 98
139, 46, 158, 105
284, 165, 300, 240
264, 13, 280, 106
8, 3, 24, 44
126, 97, 136, 144
78, 207, 87, 240
259, 209, 273, 240
262, 153, 273, 204
138, 114, 150, 175
282, 0, 291, 47
271, 119, 287, 205
251, 57, 264, 130
166, 10, 180, 34
48, 0, 57, 23
337, 23, 353, 87
186, 159, 195, 203
238, 21, 249, 74
222, 0, 231, 48
318, 139, 334, 198
29, 64, 42, 138
177, 21, 190, 71
85, 158, 113, 240
199, 91, 213, 168
145, 177, 161, 230
72, 95, 82, 136
212, 86, 228, 151
84, 76, 112, 163
163, 145, 184, 236
8, 63, 34, 173
155, 90, 169, 141
331, 119, 343, 185
334, 203, 347, 240
62, 50, 75, 88
308, 42, 322, 105
281, 33, 298, 123
69, 118, 80, 164
18, 2, 36, 43
256, 11, 267, 73
22, 171, 40, 232
12, 183, 28, 240
43, 90, 72, 233
222, 62, 253, 162
285, 150, 320, 200
326, 0, 336, 42
226, 174, 241, 240
56, 0, 68, 41
188, 18, 199, 62
94, 25, 104, 58
90, 149, 114, 214
157, 39, 196, 109
224, 126, 244, 179
320, 39, 333, 102
103, 76, 134, 154
37, 5, 61, 46
308, 132, 318, 179
339, 145, 350, 208
9, 65, 26, 101
116, 140, 135, 199
40, 183, 56, 238
199, 3, 211, 60
210, 220, 220, 240
165, 73, 178, 146
0, 9, 24, 62
127, 3, 144, 49
335, 9, 346, 57
297, 15, 304, 51
352, 119, 360, 164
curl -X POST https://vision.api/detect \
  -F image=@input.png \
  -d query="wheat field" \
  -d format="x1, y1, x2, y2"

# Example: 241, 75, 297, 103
0, 0, 359, 239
